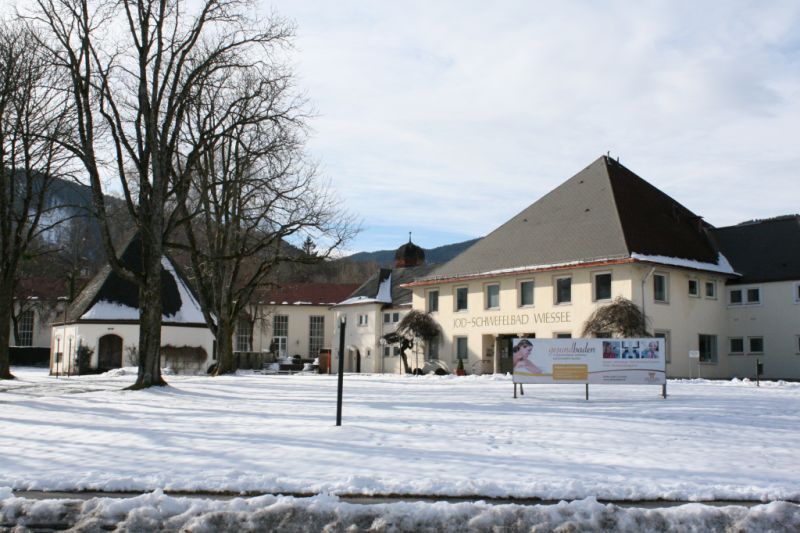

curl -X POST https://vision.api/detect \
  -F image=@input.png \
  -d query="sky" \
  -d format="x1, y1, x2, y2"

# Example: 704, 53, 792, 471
3, 1, 798, 254
266, 0, 800, 253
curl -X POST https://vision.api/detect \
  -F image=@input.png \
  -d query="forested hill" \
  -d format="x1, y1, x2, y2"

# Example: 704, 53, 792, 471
346, 238, 481, 266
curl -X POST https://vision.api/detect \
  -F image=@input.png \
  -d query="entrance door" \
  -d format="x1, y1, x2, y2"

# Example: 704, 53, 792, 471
98, 334, 123, 369
497, 336, 514, 374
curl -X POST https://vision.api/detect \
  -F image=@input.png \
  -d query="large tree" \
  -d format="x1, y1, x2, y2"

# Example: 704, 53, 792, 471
30, 0, 292, 388
174, 59, 356, 374
0, 22, 71, 380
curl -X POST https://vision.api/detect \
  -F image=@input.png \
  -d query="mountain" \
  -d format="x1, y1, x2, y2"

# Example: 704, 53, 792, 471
346, 238, 481, 266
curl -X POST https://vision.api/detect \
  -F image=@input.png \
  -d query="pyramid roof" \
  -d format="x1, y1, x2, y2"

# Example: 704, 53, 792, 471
415, 156, 734, 283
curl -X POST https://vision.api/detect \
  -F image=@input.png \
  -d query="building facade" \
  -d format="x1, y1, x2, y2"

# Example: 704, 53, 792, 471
332, 240, 437, 373
405, 157, 800, 380
235, 283, 360, 368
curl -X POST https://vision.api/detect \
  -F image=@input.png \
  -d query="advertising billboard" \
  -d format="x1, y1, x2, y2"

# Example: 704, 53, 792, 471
512, 338, 666, 385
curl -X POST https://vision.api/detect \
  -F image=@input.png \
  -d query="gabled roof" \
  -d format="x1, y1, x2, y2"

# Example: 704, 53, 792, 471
416, 156, 732, 283
254, 283, 361, 306
337, 264, 438, 307
66, 233, 205, 325
712, 215, 800, 284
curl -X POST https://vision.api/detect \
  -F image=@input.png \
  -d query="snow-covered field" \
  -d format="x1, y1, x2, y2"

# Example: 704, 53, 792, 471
2, 367, 799, 503
0, 368, 800, 531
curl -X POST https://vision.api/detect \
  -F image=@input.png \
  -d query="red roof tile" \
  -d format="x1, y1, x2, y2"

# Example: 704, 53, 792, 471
255, 283, 360, 306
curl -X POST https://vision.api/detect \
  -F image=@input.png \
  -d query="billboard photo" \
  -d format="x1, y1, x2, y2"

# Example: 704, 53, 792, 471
513, 338, 666, 385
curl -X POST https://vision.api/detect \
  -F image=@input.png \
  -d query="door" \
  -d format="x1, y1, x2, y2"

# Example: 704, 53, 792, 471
497, 336, 514, 374
98, 334, 123, 369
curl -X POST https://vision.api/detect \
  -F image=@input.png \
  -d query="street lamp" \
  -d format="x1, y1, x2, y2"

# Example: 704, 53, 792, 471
56, 296, 69, 378
336, 314, 346, 426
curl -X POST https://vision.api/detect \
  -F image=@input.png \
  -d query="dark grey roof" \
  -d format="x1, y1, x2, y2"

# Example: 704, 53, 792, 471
711, 216, 800, 284
424, 156, 721, 280
344, 264, 438, 307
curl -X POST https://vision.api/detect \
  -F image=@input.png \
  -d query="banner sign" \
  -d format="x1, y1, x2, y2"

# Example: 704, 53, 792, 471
512, 338, 666, 385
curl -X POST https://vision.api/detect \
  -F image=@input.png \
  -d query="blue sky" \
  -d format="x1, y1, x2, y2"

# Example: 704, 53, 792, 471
268, 0, 800, 253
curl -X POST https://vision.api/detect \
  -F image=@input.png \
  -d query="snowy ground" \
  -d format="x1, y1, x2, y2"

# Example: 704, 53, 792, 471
3, 367, 800, 531
2, 367, 799, 503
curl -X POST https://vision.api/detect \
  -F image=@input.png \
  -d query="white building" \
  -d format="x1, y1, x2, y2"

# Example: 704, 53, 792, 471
233, 283, 360, 370
332, 240, 437, 373
50, 234, 215, 375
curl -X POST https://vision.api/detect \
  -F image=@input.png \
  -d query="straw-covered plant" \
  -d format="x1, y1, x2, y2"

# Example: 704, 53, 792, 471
582, 297, 651, 338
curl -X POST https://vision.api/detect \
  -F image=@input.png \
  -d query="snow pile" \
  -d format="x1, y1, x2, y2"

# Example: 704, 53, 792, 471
1, 492, 799, 532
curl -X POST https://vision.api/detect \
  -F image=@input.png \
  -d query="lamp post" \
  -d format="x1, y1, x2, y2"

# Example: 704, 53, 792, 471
336, 314, 346, 426
56, 296, 69, 378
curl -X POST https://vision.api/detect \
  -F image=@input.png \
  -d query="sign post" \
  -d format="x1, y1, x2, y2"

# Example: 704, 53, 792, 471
689, 350, 700, 379
512, 338, 667, 399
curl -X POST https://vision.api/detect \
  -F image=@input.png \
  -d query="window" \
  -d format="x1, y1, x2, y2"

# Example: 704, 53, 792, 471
383, 313, 390, 323
654, 330, 671, 363
309, 316, 325, 358
748, 337, 764, 354
271, 315, 288, 356
519, 280, 534, 307
427, 290, 439, 313
357, 314, 368, 326
384, 344, 401, 357
688, 279, 699, 297
593, 273, 612, 301
746, 288, 761, 304
455, 336, 468, 360
698, 334, 717, 363
729, 289, 743, 305
731, 286, 762, 305
729, 337, 744, 354
555, 332, 572, 339
555, 276, 571, 305
426, 337, 440, 360
393, 312, 399, 322
653, 273, 668, 303
17, 310, 34, 347
705, 281, 716, 299
383, 312, 400, 324
235, 316, 253, 353
455, 287, 468, 312
485, 284, 500, 309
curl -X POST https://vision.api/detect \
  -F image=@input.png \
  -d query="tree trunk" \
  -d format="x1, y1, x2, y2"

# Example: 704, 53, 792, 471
0, 281, 15, 379
214, 317, 236, 375
127, 237, 166, 389
399, 350, 410, 374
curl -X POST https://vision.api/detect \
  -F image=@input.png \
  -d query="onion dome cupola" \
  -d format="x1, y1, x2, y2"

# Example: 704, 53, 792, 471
395, 233, 425, 268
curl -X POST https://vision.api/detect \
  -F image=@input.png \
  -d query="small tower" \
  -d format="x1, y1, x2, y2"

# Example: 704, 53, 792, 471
394, 233, 425, 268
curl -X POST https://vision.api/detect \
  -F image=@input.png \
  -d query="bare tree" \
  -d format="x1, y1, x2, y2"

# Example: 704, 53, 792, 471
582, 296, 651, 338
29, 0, 297, 388
174, 58, 356, 374
0, 22, 72, 380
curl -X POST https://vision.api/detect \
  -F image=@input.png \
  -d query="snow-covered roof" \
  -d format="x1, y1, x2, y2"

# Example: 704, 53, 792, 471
67, 233, 207, 325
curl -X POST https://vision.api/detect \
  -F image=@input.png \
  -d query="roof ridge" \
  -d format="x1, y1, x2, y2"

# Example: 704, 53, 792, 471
599, 156, 632, 257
